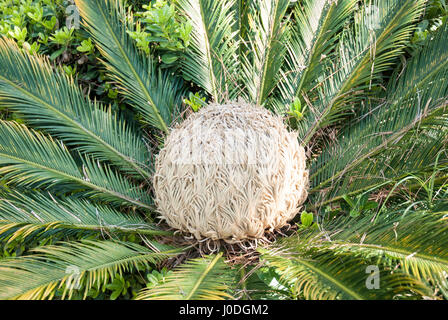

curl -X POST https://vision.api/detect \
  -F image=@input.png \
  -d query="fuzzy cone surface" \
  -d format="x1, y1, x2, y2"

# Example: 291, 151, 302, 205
153, 102, 309, 243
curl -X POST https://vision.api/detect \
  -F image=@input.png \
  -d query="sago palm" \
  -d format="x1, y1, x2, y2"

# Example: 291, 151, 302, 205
0, 0, 447, 300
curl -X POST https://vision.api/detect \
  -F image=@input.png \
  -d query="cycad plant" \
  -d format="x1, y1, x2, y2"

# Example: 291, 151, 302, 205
0, 0, 447, 300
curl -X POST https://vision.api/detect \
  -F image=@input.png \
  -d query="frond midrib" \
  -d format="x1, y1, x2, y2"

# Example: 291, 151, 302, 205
396, 51, 448, 104
5, 247, 178, 299
348, 243, 448, 267
303, 0, 422, 145
0, 149, 152, 210
95, 3, 169, 134
185, 252, 223, 299
310, 165, 448, 208
287, 254, 365, 300
293, 2, 335, 101
198, 0, 219, 100
0, 74, 151, 180
0, 220, 172, 236
256, 0, 282, 106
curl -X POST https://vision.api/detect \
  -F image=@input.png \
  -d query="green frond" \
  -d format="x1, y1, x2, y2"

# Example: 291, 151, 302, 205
310, 22, 448, 206
241, 0, 290, 106
136, 252, 234, 300
259, 244, 429, 300
178, 0, 240, 102
74, 0, 185, 133
234, 265, 288, 299
388, 18, 448, 104
0, 240, 181, 300
301, 0, 427, 143
0, 0, 446, 302
261, 202, 448, 299
326, 203, 448, 292
312, 131, 448, 208
0, 191, 171, 242
0, 121, 153, 209
260, 209, 448, 299
0, 38, 151, 179
276, 0, 357, 110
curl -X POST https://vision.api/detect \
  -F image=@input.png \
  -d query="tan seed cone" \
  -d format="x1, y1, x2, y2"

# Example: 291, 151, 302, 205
153, 102, 308, 243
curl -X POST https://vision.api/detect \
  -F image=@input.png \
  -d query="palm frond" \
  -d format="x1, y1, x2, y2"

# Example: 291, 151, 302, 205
0, 191, 170, 242
233, 265, 288, 299
0, 38, 151, 179
241, 0, 291, 106
178, 0, 240, 102
0, 240, 180, 299
275, 0, 357, 111
388, 18, 448, 104
310, 21, 448, 206
300, 0, 426, 143
260, 246, 428, 300
136, 252, 234, 300
260, 205, 448, 299
326, 203, 448, 292
0, 121, 153, 209
74, 0, 185, 133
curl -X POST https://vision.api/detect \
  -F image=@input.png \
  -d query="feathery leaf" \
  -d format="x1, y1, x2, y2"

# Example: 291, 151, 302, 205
178, 0, 240, 102
136, 252, 234, 300
0, 121, 153, 209
0, 37, 151, 179
310, 21, 448, 206
0, 191, 170, 242
74, 0, 185, 133
0, 240, 180, 299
